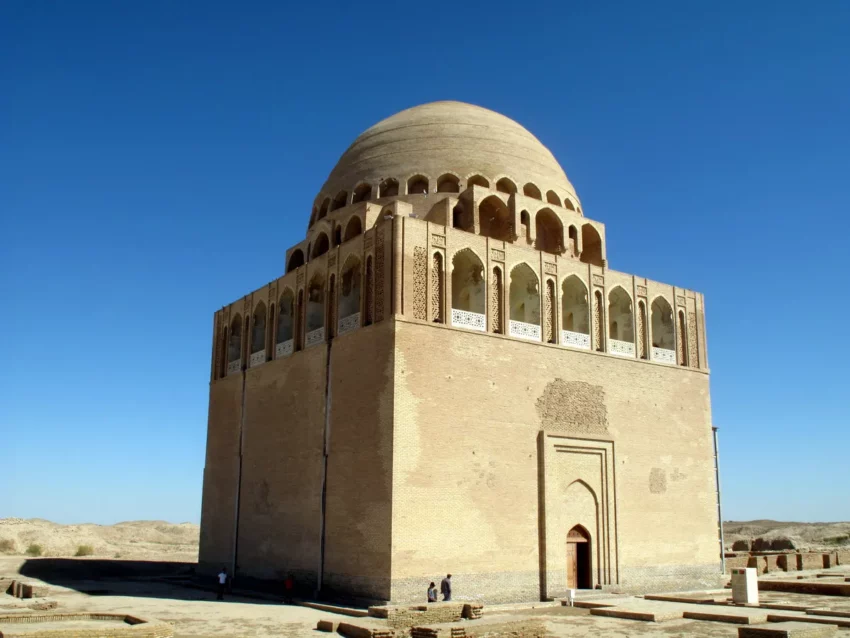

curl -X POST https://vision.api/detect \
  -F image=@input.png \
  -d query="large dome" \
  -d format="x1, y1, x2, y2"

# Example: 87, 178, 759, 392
318, 101, 577, 203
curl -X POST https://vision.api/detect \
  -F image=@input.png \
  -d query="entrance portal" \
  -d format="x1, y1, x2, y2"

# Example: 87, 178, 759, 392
566, 525, 591, 589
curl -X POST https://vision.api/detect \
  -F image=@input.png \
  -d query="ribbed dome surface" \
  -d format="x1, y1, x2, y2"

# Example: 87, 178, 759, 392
319, 101, 576, 201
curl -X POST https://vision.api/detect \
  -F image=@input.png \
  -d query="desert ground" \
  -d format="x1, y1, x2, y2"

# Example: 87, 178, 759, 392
1, 518, 849, 637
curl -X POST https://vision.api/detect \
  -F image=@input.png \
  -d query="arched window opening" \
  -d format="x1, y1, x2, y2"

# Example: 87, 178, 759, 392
520, 210, 531, 242
490, 267, 503, 334
364, 256, 374, 326
535, 209, 564, 255
310, 207, 318, 227
451, 250, 485, 331
452, 202, 473, 232
338, 258, 362, 334
431, 253, 444, 323
333, 225, 342, 246
561, 275, 590, 349
496, 178, 517, 194
318, 198, 330, 220
546, 190, 561, 206
568, 226, 579, 257
509, 263, 541, 340
407, 175, 429, 195
564, 199, 576, 212
331, 191, 348, 211
650, 297, 675, 363
523, 183, 542, 199
249, 303, 267, 366
276, 290, 295, 357
467, 175, 489, 189
478, 195, 512, 242
437, 174, 460, 193
608, 287, 634, 356
545, 279, 556, 344
379, 178, 399, 198
352, 183, 372, 203
287, 249, 305, 272
677, 310, 687, 366
228, 314, 242, 373
305, 276, 326, 345
344, 216, 363, 242
311, 233, 330, 259
580, 224, 603, 266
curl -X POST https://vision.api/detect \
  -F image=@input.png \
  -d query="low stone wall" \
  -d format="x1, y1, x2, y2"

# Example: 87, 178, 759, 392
0, 612, 173, 638
367, 602, 481, 628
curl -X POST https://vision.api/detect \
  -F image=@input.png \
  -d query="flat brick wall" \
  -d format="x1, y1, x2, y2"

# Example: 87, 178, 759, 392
0, 612, 173, 638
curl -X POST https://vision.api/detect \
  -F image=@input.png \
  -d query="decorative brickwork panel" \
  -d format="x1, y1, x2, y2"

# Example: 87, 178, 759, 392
490, 248, 505, 261
431, 234, 446, 247
637, 301, 647, 360
431, 252, 444, 323
412, 247, 427, 320
490, 267, 503, 334
593, 274, 604, 286
637, 285, 647, 297
688, 311, 699, 367
677, 311, 687, 366
375, 228, 385, 321
365, 257, 374, 325
544, 262, 557, 276
593, 291, 603, 352
544, 280, 555, 344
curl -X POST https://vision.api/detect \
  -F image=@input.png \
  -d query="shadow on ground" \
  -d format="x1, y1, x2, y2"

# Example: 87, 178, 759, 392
18, 558, 281, 605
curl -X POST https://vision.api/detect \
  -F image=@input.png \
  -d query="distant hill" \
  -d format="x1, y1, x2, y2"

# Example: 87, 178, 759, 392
0, 518, 199, 559
724, 520, 850, 551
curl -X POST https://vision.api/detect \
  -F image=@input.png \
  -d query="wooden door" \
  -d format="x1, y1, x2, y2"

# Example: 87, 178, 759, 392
566, 542, 578, 589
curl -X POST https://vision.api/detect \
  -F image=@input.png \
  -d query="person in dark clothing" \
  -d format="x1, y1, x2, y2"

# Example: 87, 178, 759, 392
217, 567, 227, 600
283, 574, 294, 604
440, 574, 452, 601
427, 581, 438, 602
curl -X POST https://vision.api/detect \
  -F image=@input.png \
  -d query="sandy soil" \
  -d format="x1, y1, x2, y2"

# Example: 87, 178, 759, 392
0, 518, 198, 560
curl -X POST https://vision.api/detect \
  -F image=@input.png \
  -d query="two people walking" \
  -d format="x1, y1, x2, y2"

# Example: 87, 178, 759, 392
427, 574, 452, 602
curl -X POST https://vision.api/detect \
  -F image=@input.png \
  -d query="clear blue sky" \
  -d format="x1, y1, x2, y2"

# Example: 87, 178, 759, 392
2, 1, 848, 525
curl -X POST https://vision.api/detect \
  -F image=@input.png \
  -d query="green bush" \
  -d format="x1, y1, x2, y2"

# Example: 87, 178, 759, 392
26, 543, 43, 557
0, 539, 15, 553
75, 544, 94, 557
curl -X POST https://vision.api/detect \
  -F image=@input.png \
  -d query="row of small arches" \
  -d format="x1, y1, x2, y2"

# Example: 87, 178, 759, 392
441, 248, 694, 364
310, 173, 580, 226
217, 255, 373, 376
287, 215, 364, 272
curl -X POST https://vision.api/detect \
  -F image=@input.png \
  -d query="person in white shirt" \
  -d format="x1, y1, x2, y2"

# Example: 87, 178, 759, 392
217, 567, 227, 600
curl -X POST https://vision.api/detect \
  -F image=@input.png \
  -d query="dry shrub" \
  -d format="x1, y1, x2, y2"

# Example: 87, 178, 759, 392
26, 543, 43, 557
75, 544, 94, 557
0, 539, 15, 553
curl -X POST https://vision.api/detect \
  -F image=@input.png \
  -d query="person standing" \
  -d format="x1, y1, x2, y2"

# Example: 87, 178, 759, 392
427, 581, 438, 602
217, 567, 228, 600
283, 574, 294, 604
440, 574, 452, 601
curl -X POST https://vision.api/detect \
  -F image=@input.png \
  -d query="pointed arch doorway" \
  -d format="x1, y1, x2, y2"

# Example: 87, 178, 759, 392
566, 525, 592, 589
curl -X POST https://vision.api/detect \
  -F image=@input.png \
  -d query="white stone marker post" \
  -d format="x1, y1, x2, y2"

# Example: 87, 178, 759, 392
730, 567, 758, 604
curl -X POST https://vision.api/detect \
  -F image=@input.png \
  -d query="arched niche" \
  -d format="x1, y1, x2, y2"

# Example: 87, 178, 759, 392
407, 174, 429, 195
535, 208, 564, 255
250, 302, 266, 355
306, 275, 325, 334
344, 216, 363, 242
651, 297, 675, 351
467, 174, 489, 188
437, 173, 460, 193
228, 314, 242, 364
561, 275, 590, 348
478, 195, 512, 242
339, 257, 362, 322
287, 249, 305, 272
451, 249, 485, 329
496, 177, 517, 194
509, 263, 540, 328
311, 233, 330, 259
580, 224, 603, 266
608, 286, 634, 346
379, 178, 399, 198
331, 191, 348, 211
546, 190, 561, 206
523, 182, 542, 199
277, 290, 294, 347
352, 183, 372, 204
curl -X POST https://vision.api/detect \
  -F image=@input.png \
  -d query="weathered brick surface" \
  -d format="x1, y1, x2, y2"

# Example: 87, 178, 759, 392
0, 612, 173, 637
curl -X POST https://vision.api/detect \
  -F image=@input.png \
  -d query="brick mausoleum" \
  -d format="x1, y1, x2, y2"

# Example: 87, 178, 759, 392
198, 101, 723, 603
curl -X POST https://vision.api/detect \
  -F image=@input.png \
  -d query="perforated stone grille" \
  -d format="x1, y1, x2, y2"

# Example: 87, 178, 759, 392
306, 327, 325, 348
608, 339, 635, 357
451, 309, 485, 331
561, 330, 590, 350
652, 347, 675, 364
275, 339, 293, 358
510, 320, 540, 341
338, 312, 360, 336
